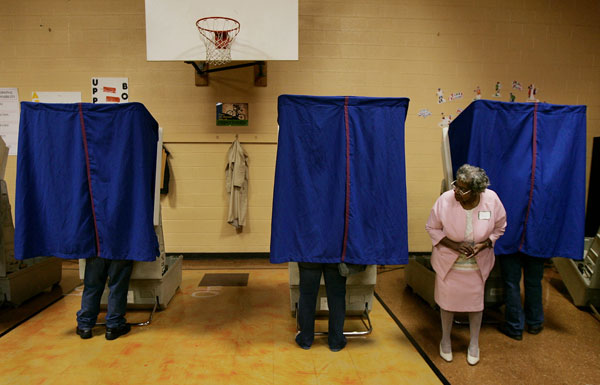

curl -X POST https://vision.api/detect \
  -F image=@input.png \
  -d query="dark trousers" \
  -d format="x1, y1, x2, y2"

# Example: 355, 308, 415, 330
77, 257, 134, 329
498, 252, 545, 333
296, 262, 347, 350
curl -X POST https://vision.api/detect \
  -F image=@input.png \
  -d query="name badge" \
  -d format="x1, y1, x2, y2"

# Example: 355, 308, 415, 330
478, 211, 491, 220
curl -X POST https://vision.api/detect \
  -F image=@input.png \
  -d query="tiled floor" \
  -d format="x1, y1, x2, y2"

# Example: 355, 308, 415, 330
0, 267, 442, 385
3, 258, 599, 385
375, 264, 600, 385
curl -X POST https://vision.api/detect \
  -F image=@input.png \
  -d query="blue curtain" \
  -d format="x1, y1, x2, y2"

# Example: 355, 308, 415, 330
270, 95, 409, 265
15, 102, 159, 261
449, 100, 586, 260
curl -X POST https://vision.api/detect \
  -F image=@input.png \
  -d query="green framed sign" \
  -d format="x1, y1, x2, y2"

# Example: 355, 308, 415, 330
216, 103, 248, 126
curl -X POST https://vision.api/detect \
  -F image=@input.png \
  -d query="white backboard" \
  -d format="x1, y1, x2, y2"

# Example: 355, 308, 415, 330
145, 0, 298, 61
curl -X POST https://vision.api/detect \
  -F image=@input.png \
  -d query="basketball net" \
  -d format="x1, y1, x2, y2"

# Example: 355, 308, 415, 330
196, 17, 240, 66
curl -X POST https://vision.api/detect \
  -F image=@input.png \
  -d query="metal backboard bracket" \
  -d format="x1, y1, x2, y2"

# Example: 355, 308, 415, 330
186, 61, 267, 87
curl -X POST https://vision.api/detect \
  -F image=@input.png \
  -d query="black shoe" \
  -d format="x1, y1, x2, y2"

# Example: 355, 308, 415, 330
295, 336, 311, 350
76, 327, 92, 339
105, 324, 131, 340
329, 342, 347, 352
526, 324, 544, 335
498, 324, 522, 341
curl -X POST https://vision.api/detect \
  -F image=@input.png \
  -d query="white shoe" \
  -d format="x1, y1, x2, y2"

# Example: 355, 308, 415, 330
439, 343, 453, 362
467, 349, 480, 365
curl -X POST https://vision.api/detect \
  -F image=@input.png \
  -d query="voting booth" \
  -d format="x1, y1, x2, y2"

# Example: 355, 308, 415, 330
0, 137, 62, 306
14, 103, 181, 321
406, 100, 587, 309
77, 125, 182, 320
271, 95, 411, 335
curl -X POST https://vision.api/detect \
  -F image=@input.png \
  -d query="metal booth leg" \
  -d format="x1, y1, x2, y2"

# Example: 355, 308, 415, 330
130, 296, 159, 326
95, 296, 159, 327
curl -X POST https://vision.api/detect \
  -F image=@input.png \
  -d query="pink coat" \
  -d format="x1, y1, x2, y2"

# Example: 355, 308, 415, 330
426, 189, 507, 282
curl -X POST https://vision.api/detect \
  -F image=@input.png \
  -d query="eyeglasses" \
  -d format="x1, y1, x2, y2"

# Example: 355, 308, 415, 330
451, 180, 471, 196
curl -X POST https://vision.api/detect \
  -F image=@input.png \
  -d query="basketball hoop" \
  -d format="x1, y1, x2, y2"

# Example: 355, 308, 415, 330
196, 17, 240, 66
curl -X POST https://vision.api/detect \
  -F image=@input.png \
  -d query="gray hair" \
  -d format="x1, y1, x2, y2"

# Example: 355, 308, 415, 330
456, 164, 490, 193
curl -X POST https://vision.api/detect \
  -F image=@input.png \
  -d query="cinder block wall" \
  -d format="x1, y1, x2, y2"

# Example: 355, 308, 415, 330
1, 0, 598, 253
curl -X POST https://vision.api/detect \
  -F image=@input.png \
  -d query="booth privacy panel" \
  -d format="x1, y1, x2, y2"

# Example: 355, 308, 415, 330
270, 95, 409, 265
449, 100, 586, 260
15, 102, 159, 261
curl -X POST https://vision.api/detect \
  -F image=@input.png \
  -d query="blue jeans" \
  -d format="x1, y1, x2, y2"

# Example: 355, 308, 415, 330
296, 263, 347, 350
498, 252, 545, 333
77, 257, 133, 329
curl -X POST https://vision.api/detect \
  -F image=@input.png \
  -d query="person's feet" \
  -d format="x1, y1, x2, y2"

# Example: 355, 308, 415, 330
105, 324, 131, 340
295, 332, 346, 351
439, 343, 453, 362
295, 333, 311, 350
329, 341, 346, 352
526, 324, 544, 334
467, 345, 479, 365
295, 339, 311, 350
76, 327, 92, 339
498, 323, 522, 340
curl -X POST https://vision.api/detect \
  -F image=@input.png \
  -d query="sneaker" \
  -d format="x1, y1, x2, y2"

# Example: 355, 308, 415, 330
76, 327, 92, 339
105, 324, 131, 340
498, 323, 522, 341
526, 324, 544, 335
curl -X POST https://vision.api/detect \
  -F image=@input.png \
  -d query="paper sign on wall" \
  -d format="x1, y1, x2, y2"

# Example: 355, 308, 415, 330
448, 92, 463, 101
91, 78, 129, 103
0, 88, 20, 155
32, 92, 82, 103
417, 109, 432, 118
527, 84, 538, 102
436, 88, 446, 104
512, 80, 523, 91
216, 102, 249, 126
492, 81, 502, 98
438, 112, 452, 128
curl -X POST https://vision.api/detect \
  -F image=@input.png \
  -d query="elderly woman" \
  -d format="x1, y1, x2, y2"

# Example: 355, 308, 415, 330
425, 164, 507, 365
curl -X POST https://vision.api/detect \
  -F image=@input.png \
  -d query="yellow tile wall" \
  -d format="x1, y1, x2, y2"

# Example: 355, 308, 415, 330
1, 0, 598, 253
